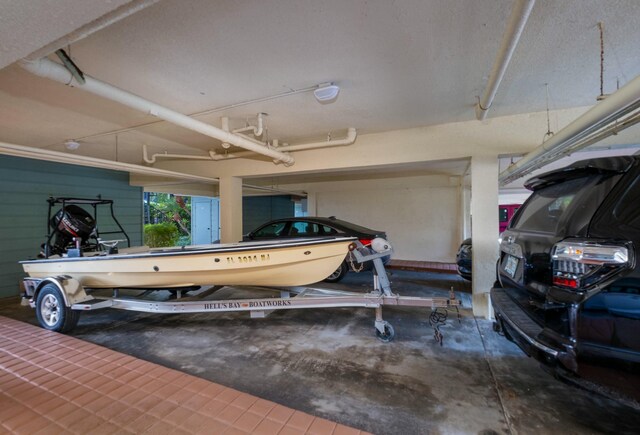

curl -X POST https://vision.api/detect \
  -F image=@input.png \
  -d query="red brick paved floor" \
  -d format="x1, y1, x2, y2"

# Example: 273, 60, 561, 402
0, 315, 368, 435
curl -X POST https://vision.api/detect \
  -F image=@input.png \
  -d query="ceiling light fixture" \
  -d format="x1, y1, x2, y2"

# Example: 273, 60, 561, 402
314, 83, 340, 103
64, 140, 80, 150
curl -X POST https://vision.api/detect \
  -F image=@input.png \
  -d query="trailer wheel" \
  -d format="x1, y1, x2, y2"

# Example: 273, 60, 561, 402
375, 322, 395, 342
35, 284, 79, 333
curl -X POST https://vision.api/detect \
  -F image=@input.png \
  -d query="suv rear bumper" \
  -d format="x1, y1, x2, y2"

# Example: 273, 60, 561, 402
491, 288, 562, 364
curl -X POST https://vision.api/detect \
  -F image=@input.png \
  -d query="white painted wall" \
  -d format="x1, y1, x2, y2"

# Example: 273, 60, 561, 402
282, 175, 461, 262
318, 188, 457, 261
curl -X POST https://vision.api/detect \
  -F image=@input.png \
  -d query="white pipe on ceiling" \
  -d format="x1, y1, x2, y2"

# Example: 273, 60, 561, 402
499, 72, 640, 185
243, 184, 307, 197
59, 85, 324, 147
278, 128, 357, 152
232, 113, 264, 137
24, 0, 161, 61
0, 141, 218, 184
143, 128, 357, 163
220, 116, 231, 149
19, 57, 295, 166
143, 145, 213, 164
209, 150, 253, 161
475, 0, 535, 121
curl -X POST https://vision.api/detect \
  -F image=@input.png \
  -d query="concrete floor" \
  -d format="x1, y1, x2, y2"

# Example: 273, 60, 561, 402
2, 270, 640, 434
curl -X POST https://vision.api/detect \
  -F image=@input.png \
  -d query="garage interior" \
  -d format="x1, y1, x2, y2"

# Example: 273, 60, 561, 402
1, 0, 640, 434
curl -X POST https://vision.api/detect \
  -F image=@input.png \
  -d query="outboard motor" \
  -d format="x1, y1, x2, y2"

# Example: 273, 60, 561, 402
46, 205, 97, 256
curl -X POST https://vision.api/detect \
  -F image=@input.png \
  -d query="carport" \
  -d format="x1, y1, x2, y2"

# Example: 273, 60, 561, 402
1, 1, 640, 433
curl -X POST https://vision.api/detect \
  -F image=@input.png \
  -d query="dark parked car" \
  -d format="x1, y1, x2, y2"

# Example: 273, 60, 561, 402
491, 156, 640, 404
244, 216, 389, 282
455, 238, 472, 281
456, 205, 521, 281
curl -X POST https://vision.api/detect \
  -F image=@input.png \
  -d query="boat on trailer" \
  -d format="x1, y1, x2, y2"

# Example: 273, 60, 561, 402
20, 197, 462, 342
21, 237, 357, 288
21, 196, 355, 288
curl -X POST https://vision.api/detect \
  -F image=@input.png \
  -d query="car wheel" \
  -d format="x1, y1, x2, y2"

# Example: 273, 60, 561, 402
324, 262, 349, 283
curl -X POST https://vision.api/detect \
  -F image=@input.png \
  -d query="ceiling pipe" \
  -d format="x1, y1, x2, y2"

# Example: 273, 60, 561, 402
475, 0, 536, 121
19, 57, 295, 166
209, 150, 255, 161
220, 116, 231, 149
42, 84, 327, 150
24, 0, 161, 61
235, 131, 271, 147
558, 111, 640, 155
213, 128, 357, 156
243, 184, 308, 197
220, 114, 266, 149
143, 128, 357, 164
143, 144, 213, 164
278, 128, 357, 152
143, 143, 257, 163
499, 72, 640, 185
232, 113, 265, 137
0, 141, 218, 184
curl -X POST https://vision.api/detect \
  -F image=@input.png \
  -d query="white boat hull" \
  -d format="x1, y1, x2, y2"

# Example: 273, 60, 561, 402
21, 237, 355, 288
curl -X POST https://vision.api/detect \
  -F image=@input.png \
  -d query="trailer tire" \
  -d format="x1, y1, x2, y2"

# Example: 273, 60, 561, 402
375, 322, 395, 342
35, 284, 80, 333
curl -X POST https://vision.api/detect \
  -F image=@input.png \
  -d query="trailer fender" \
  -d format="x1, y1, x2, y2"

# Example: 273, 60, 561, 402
32, 276, 88, 307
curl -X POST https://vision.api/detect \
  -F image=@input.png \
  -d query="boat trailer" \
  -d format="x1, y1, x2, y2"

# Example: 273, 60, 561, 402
22, 243, 462, 343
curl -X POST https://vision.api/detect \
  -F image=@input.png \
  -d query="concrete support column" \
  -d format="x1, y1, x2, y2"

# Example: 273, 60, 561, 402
462, 182, 471, 240
470, 155, 499, 319
306, 192, 318, 215
219, 176, 243, 243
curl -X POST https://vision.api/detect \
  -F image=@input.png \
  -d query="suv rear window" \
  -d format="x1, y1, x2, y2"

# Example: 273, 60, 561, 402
613, 176, 640, 231
511, 174, 620, 235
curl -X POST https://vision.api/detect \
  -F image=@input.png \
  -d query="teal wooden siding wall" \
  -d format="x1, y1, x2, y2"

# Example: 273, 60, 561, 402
243, 195, 294, 233
0, 156, 143, 298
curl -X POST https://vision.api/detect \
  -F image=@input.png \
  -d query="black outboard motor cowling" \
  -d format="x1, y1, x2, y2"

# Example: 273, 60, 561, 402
47, 205, 97, 256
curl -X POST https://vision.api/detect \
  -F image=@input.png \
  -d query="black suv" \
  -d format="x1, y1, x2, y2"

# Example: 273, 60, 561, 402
491, 156, 640, 404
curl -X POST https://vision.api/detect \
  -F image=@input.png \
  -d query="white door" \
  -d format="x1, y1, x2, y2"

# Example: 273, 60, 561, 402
191, 197, 220, 244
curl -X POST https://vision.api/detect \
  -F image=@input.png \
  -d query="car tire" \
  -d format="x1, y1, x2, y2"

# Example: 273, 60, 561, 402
324, 261, 349, 283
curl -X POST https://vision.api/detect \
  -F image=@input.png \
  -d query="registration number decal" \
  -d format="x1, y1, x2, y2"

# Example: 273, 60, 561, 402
226, 253, 271, 264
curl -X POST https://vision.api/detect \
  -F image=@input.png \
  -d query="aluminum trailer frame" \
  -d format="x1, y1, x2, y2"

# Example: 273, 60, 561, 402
23, 241, 462, 342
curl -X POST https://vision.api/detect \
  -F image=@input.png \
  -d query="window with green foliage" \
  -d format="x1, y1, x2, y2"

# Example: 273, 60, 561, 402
143, 193, 191, 246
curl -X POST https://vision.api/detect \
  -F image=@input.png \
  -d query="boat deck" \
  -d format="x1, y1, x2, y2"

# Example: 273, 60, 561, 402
0, 315, 366, 434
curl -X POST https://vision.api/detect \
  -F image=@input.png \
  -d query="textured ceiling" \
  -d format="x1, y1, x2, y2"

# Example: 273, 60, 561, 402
0, 0, 133, 68
1, 0, 640, 169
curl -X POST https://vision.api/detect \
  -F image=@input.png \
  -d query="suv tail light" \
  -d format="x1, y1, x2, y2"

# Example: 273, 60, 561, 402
552, 240, 631, 290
